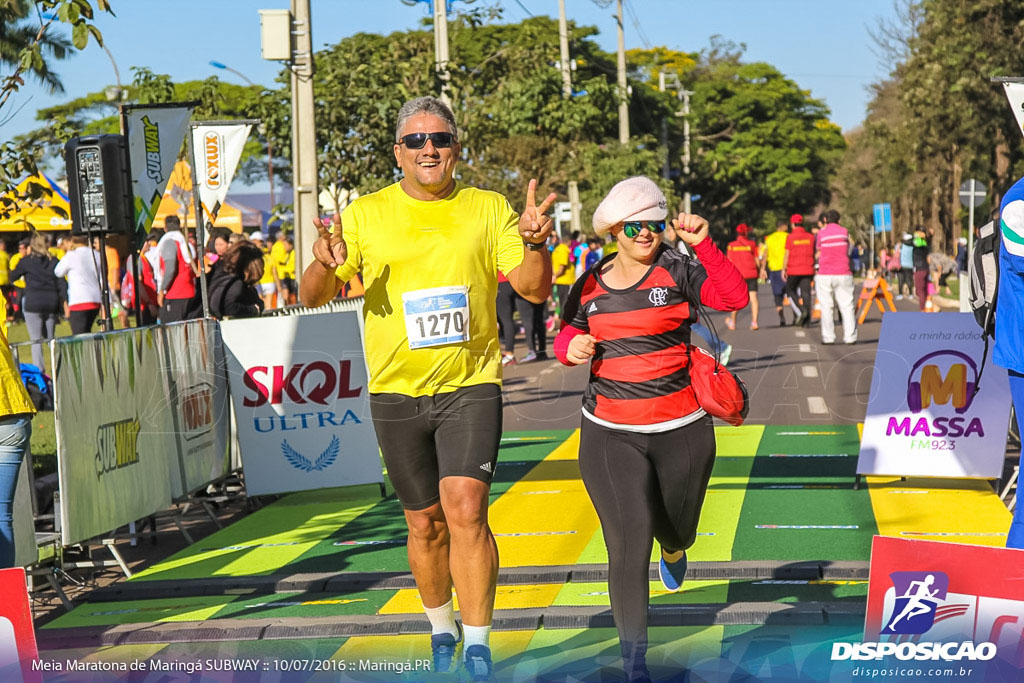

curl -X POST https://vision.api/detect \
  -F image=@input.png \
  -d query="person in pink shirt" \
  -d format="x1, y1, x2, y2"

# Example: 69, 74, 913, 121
815, 210, 858, 344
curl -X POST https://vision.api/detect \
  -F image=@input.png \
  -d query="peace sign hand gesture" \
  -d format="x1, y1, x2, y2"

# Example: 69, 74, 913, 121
519, 178, 557, 246
312, 216, 347, 269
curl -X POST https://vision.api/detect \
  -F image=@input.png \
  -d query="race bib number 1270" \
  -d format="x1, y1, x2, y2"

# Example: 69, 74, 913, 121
401, 286, 470, 350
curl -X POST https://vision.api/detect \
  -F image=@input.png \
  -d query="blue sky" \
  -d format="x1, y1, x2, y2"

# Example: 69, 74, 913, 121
2, 0, 898, 152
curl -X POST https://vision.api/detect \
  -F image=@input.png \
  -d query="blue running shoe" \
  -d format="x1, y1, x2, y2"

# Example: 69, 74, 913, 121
659, 549, 687, 592
431, 623, 462, 673
462, 644, 495, 681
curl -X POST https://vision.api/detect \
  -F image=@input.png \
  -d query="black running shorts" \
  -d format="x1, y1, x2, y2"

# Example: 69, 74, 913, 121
368, 383, 502, 510
745, 277, 759, 292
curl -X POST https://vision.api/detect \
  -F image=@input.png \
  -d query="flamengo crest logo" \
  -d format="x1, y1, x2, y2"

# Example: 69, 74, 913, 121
282, 436, 340, 472
648, 287, 668, 306
882, 571, 958, 635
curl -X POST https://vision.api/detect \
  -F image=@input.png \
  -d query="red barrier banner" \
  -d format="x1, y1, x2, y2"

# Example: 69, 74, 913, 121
863, 536, 1024, 675
0, 567, 39, 683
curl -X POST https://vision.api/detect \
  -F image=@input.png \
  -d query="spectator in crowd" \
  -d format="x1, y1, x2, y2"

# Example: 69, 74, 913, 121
763, 218, 790, 326
725, 223, 760, 330
156, 215, 198, 323
55, 235, 103, 334
783, 217, 816, 327
897, 232, 915, 299
0, 242, 9, 323
250, 232, 277, 310
928, 250, 958, 297
550, 232, 575, 317
912, 229, 930, 311
10, 233, 65, 368
814, 210, 858, 345
0, 300, 35, 569
495, 271, 519, 366
584, 238, 604, 270
955, 237, 968, 274
7, 239, 29, 323
206, 241, 266, 319
851, 243, 863, 276
271, 233, 297, 306
205, 232, 230, 269
122, 232, 161, 326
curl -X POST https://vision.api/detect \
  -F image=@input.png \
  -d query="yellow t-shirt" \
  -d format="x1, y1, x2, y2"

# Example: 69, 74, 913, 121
8, 253, 24, 288
270, 241, 296, 279
765, 230, 788, 271
0, 298, 35, 417
551, 243, 574, 285
0, 251, 9, 287
259, 252, 275, 285
335, 182, 524, 396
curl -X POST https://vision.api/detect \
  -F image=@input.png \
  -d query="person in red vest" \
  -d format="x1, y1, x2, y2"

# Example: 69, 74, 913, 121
155, 215, 198, 323
783, 218, 817, 327
725, 223, 761, 330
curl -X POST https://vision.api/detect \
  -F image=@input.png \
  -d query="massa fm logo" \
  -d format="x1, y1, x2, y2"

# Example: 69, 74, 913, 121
887, 350, 985, 438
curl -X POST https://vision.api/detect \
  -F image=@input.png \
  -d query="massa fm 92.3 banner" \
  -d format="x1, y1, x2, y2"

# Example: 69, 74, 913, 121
219, 312, 383, 496
858, 313, 1012, 478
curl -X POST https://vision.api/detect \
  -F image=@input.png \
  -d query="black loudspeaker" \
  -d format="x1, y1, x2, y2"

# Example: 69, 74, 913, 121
65, 134, 133, 235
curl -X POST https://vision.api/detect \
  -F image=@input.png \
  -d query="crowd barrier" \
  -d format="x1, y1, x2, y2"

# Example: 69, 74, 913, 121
10, 298, 378, 568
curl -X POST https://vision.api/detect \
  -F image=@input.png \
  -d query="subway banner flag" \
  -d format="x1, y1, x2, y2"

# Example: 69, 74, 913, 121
858, 313, 1011, 478
0, 568, 39, 683
124, 104, 194, 246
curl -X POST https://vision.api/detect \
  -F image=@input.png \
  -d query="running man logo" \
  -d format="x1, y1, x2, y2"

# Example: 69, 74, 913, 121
94, 418, 142, 479
203, 131, 222, 189
141, 115, 163, 184
881, 571, 949, 635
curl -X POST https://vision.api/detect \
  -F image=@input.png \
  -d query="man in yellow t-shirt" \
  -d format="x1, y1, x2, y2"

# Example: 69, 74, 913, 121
299, 97, 555, 678
764, 216, 792, 326
270, 234, 296, 306
550, 232, 575, 316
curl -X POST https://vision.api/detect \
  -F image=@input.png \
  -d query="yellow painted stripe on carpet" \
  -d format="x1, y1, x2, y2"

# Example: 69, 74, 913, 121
488, 429, 602, 567
715, 425, 765, 456
132, 500, 377, 580
377, 583, 564, 615
867, 476, 1010, 547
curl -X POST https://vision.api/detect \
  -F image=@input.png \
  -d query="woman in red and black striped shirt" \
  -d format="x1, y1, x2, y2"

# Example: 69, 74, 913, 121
554, 177, 747, 682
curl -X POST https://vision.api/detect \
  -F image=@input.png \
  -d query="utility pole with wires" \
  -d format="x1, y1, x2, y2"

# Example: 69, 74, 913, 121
615, 0, 629, 144
433, 0, 452, 105
557, 0, 572, 98
658, 71, 694, 213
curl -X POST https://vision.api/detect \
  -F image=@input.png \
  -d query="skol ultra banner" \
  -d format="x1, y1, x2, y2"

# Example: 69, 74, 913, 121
189, 122, 252, 221
219, 312, 383, 496
53, 328, 177, 545
124, 104, 193, 243
0, 568, 39, 683
858, 313, 1012, 478
1003, 82, 1024, 139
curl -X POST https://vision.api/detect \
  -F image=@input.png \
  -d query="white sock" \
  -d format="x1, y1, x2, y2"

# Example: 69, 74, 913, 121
423, 599, 459, 638
463, 624, 491, 652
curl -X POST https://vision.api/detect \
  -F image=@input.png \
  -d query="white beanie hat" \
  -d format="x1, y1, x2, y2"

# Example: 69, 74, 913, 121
592, 176, 668, 237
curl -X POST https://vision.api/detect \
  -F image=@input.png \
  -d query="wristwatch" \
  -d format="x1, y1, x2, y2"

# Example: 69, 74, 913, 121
524, 240, 546, 251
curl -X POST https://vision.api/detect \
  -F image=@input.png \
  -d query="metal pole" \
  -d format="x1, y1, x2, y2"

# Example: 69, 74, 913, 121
870, 224, 875, 276
96, 232, 113, 331
615, 0, 628, 144
290, 0, 319, 283
682, 90, 692, 214
658, 72, 669, 179
434, 0, 451, 105
967, 178, 976, 259
187, 131, 211, 319
558, 0, 572, 98
119, 104, 143, 328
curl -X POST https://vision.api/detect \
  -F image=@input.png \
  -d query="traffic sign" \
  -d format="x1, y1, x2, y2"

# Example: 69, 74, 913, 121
959, 179, 987, 208
872, 203, 892, 232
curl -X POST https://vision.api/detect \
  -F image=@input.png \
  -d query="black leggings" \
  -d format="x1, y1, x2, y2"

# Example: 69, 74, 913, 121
578, 415, 716, 675
69, 307, 100, 335
784, 275, 813, 320
514, 293, 546, 354
897, 268, 914, 296
496, 281, 517, 353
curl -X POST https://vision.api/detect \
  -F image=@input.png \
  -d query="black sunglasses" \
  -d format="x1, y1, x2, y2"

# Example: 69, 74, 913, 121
398, 131, 456, 149
622, 220, 666, 238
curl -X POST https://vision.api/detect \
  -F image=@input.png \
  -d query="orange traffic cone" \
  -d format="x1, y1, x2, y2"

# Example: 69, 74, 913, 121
812, 297, 822, 320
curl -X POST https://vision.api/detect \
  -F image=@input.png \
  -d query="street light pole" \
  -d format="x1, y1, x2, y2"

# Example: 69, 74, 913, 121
558, 0, 572, 98
290, 0, 319, 281
615, 0, 629, 144
209, 61, 276, 217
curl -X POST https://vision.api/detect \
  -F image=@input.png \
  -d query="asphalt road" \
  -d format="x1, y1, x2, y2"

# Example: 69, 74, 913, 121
500, 283, 932, 431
